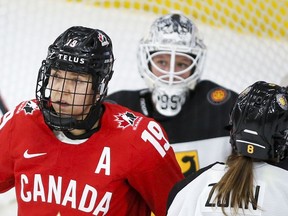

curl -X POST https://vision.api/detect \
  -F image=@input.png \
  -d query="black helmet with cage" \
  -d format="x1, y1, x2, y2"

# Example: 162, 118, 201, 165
229, 81, 288, 162
36, 26, 114, 131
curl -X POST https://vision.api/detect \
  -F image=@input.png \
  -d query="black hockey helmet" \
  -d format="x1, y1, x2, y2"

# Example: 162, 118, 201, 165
36, 26, 114, 131
229, 81, 288, 162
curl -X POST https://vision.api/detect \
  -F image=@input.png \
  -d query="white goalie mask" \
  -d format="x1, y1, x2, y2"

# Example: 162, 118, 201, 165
137, 13, 206, 116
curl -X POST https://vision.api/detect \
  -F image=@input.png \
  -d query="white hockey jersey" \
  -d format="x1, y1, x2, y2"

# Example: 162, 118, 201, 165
167, 162, 288, 216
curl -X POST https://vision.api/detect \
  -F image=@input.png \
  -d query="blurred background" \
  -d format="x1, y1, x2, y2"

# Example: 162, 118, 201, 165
0, 0, 287, 215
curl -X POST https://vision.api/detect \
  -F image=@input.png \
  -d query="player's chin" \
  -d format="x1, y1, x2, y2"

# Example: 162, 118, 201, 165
52, 104, 72, 115
55, 108, 86, 118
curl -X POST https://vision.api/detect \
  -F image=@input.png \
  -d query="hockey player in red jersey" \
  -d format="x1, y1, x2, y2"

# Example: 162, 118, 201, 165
106, 13, 239, 176
0, 26, 183, 216
167, 81, 288, 216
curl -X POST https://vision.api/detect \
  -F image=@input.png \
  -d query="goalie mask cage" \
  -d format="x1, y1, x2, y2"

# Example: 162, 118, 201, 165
0, 0, 287, 109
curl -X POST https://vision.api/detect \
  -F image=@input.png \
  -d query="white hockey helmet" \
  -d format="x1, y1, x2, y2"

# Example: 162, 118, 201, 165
137, 13, 206, 116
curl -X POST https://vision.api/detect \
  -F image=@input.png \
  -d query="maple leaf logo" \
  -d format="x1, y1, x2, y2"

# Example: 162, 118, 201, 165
114, 112, 138, 129
23, 101, 38, 115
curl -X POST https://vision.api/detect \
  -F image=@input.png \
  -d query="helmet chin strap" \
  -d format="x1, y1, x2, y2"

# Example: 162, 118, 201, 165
42, 109, 77, 131
77, 102, 103, 130
43, 101, 102, 131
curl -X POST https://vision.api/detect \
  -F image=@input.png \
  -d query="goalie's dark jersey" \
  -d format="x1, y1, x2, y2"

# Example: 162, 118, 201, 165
0, 100, 183, 216
106, 80, 238, 176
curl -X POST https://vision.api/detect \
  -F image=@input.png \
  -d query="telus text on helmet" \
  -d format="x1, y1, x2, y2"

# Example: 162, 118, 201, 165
58, 54, 85, 64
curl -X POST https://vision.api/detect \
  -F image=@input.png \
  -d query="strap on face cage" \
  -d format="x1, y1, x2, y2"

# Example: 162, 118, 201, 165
42, 101, 102, 131
42, 109, 77, 131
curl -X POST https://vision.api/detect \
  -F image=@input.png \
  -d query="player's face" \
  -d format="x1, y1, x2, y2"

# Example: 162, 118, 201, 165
151, 53, 193, 81
47, 69, 95, 120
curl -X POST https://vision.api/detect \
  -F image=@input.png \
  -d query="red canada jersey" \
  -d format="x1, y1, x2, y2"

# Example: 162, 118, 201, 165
0, 100, 183, 216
